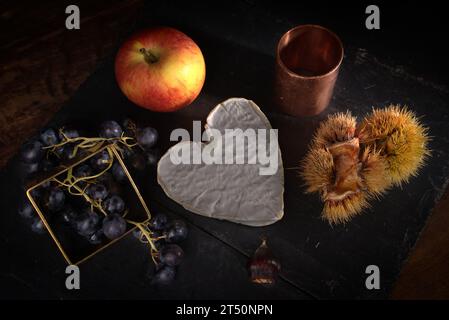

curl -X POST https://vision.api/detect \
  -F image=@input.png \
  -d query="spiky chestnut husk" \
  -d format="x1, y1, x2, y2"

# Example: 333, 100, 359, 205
358, 105, 430, 186
323, 147, 389, 224
321, 149, 388, 224
301, 148, 333, 194
302, 112, 358, 195
311, 111, 357, 148
301, 112, 389, 224
323, 191, 369, 224
359, 146, 390, 196
301, 146, 369, 224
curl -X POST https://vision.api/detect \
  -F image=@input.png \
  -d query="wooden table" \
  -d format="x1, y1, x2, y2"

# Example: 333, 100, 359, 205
1, 1, 448, 299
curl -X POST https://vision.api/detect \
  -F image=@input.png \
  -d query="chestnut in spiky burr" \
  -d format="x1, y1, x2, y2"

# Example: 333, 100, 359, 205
301, 112, 389, 224
301, 105, 429, 224
248, 238, 281, 286
358, 105, 430, 187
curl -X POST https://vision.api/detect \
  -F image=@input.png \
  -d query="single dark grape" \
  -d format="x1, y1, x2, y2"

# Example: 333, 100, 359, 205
18, 199, 35, 219
40, 181, 51, 189
112, 163, 126, 182
87, 228, 104, 244
137, 127, 158, 150
109, 181, 122, 195
20, 140, 44, 163
103, 195, 125, 214
159, 244, 184, 266
86, 184, 109, 201
41, 159, 56, 173
19, 161, 40, 176
30, 217, 46, 234
29, 187, 42, 200
97, 172, 122, 194
41, 181, 51, 189
29, 183, 48, 199
122, 118, 136, 136
46, 188, 65, 212
150, 213, 168, 231
59, 128, 79, 140
90, 149, 111, 170
60, 145, 77, 161
132, 228, 143, 239
100, 120, 123, 138
102, 213, 127, 240
97, 171, 113, 184
74, 164, 93, 178
152, 265, 176, 285
40, 128, 59, 146
59, 205, 78, 225
122, 118, 132, 127
122, 147, 135, 160
54, 146, 64, 158
74, 210, 100, 236
165, 220, 188, 243
146, 149, 161, 166
129, 152, 146, 171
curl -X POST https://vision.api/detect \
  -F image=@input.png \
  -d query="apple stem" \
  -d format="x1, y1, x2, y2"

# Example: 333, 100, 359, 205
139, 48, 158, 64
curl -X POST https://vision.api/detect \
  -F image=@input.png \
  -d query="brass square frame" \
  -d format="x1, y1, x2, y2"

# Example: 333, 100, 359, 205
26, 144, 151, 265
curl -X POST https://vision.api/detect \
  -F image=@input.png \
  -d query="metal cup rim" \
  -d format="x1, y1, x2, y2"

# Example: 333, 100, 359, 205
276, 24, 344, 80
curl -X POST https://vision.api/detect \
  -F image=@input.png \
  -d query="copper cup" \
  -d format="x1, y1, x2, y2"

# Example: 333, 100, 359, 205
274, 25, 344, 117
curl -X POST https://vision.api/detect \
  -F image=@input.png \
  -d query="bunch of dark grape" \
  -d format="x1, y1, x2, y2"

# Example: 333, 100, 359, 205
17, 119, 161, 234
19, 150, 132, 244
23, 184, 129, 245
16, 119, 189, 285
133, 213, 189, 285
17, 126, 72, 233
18, 127, 78, 179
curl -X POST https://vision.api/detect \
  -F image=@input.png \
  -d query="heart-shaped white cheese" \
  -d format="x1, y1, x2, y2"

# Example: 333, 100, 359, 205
157, 98, 284, 226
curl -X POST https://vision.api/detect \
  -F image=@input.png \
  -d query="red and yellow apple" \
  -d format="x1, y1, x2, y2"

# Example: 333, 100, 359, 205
115, 27, 206, 112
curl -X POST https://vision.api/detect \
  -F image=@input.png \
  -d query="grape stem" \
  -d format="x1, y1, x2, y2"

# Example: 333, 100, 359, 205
44, 128, 137, 159
127, 220, 160, 265
51, 148, 115, 215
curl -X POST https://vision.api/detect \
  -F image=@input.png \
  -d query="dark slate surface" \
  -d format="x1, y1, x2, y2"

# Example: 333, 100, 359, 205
1, 2, 448, 299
